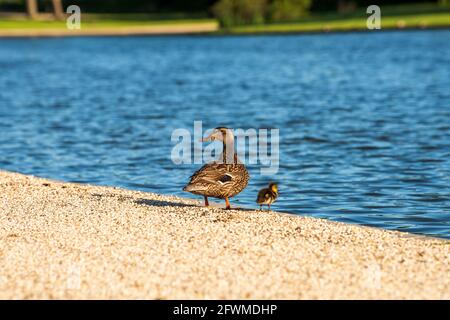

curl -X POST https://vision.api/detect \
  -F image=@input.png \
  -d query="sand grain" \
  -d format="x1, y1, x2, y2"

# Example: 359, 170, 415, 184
0, 170, 449, 299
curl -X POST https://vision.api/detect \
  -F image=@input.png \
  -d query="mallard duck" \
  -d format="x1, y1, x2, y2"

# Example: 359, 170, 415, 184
256, 183, 278, 210
183, 127, 249, 209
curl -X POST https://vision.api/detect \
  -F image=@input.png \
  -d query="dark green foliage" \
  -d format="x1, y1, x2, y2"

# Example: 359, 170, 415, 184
0, 0, 443, 15
269, 0, 311, 22
212, 0, 268, 27
212, 0, 314, 27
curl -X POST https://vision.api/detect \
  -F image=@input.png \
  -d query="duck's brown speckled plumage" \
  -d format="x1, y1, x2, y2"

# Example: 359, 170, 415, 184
183, 127, 250, 208
184, 157, 249, 199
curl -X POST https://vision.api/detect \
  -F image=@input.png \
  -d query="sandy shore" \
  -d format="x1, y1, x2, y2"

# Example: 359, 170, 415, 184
0, 22, 218, 38
0, 170, 449, 299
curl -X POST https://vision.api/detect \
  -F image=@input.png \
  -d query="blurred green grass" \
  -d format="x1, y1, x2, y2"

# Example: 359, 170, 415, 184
0, 3, 448, 34
228, 3, 450, 33
0, 17, 216, 29
230, 12, 450, 33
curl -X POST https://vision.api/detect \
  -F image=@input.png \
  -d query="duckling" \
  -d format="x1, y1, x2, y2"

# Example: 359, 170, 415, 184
256, 183, 278, 210
183, 127, 250, 210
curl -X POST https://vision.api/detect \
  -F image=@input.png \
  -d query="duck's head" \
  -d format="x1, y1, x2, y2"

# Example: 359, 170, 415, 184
202, 127, 236, 164
269, 182, 278, 194
201, 127, 234, 143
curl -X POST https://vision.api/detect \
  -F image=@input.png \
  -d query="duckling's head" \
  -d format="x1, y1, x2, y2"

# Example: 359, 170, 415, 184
201, 127, 234, 143
269, 182, 278, 194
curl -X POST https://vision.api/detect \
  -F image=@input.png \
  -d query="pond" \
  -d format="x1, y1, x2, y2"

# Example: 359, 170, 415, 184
0, 30, 449, 238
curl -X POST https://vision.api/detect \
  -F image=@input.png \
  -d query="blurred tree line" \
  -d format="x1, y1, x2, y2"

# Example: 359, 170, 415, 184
211, 0, 448, 26
0, 0, 446, 25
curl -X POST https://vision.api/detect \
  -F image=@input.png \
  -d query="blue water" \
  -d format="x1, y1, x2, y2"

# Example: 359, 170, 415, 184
1, 30, 449, 238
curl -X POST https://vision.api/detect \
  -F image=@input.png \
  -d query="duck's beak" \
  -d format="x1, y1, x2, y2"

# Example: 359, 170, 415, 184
200, 132, 214, 142
200, 136, 210, 142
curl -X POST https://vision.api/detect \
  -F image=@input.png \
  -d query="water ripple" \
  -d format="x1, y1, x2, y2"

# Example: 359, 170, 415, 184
0, 31, 449, 239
